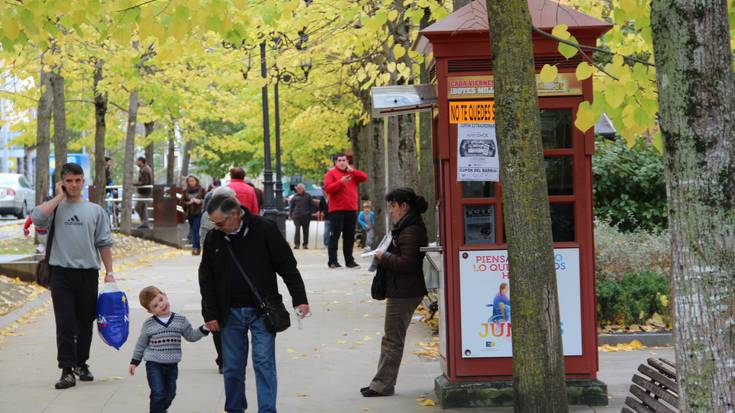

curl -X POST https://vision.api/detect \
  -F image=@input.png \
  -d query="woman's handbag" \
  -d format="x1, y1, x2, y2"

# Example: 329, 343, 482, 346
35, 208, 58, 288
371, 266, 387, 301
223, 238, 291, 334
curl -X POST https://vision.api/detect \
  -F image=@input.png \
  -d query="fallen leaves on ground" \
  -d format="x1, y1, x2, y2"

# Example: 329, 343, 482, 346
413, 336, 440, 359
417, 397, 437, 407
0, 275, 47, 316
0, 300, 50, 346
598, 339, 646, 352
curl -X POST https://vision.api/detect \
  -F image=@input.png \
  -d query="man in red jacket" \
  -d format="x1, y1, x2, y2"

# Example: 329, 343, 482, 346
323, 153, 368, 268
227, 167, 260, 215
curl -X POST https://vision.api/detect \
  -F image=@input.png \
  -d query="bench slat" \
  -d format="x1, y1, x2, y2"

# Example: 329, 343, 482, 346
624, 396, 657, 413
660, 358, 676, 368
632, 374, 679, 408
638, 364, 679, 393
648, 358, 677, 379
630, 384, 677, 413
622, 407, 638, 413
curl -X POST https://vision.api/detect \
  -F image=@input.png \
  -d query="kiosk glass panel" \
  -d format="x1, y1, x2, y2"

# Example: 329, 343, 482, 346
550, 203, 575, 242
540, 110, 572, 149
462, 181, 496, 198
463, 205, 496, 244
544, 157, 574, 195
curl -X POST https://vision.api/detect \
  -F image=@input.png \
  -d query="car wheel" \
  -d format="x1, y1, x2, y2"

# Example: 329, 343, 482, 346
17, 201, 27, 219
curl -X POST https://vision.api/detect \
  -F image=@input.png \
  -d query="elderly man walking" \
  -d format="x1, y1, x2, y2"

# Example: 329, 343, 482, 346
199, 194, 310, 413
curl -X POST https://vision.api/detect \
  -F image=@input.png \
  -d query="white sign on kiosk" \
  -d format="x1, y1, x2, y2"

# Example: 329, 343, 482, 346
457, 123, 500, 182
459, 248, 583, 358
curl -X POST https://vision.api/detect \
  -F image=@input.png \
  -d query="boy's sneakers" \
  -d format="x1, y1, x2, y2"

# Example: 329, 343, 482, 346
74, 364, 94, 382
55, 368, 76, 389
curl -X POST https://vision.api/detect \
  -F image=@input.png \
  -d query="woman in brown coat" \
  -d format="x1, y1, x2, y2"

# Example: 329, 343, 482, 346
181, 175, 206, 255
361, 187, 428, 397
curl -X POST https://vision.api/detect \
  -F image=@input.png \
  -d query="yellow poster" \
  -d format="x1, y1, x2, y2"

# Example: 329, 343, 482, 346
449, 101, 495, 124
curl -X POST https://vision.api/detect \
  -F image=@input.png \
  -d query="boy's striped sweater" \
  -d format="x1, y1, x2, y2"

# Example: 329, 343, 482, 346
130, 313, 208, 365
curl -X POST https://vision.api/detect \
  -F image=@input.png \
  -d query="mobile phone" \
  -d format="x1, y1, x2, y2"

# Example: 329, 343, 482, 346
61, 185, 67, 194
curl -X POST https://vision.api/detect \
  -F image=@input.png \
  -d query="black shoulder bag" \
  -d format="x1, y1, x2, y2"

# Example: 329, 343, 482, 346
223, 237, 291, 334
35, 208, 58, 289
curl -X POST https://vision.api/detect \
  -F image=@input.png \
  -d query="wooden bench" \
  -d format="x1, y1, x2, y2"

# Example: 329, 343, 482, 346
622, 358, 680, 413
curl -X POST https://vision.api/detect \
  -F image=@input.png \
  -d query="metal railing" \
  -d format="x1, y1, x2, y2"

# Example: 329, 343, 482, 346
103, 185, 155, 229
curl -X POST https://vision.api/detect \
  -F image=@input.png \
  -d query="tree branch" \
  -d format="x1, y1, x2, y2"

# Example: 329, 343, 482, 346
115, 0, 158, 12
532, 26, 655, 68
66, 99, 129, 113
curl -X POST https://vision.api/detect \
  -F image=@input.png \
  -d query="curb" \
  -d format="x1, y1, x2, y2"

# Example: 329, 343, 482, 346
598, 332, 672, 347
0, 290, 51, 329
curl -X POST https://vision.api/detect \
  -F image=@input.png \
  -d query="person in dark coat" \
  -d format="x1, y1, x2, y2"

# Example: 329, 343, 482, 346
361, 187, 428, 398
289, 183, 314, 249
181, 175, 206, 255
199, 194, 310, 413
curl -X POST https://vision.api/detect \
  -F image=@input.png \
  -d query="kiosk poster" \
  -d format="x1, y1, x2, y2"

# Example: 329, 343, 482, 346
459, 248, 583, 358
457, 123, 499, 182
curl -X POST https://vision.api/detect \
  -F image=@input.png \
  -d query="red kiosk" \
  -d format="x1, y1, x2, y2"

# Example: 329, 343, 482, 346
416, 0, 611, 407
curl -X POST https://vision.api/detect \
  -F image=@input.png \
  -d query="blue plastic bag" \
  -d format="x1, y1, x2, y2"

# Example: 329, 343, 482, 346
96, 283, 129, 350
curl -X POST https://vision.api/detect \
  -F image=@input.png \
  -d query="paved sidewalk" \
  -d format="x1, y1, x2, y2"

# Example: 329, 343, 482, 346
0, 243, 672, 412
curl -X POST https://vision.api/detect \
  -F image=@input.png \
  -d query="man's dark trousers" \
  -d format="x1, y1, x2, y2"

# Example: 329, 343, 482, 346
50, 266, 98, 369
328, 210, 357, 265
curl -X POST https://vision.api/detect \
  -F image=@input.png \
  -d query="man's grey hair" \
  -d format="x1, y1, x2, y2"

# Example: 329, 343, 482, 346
207, 193, 241, 216
212, 186, 236, 198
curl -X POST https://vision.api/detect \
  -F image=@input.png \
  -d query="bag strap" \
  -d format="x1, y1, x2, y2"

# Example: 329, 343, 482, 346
44, 206, 59, 262
223, 236, 266, 309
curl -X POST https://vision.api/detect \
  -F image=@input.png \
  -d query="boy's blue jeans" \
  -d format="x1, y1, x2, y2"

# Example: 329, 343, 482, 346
146, 361, 178, 413
222, 307, 277, 413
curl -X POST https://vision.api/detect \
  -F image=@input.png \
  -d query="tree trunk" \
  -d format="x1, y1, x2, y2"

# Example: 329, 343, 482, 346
486, 1, 569, 411
166, 124, 175, 186
368, 118, 387, 243
180, 137, 192, 179
651, 1, 735, 411
35, 68, 53, 205
120, 90, 139, 235
144, 121, 155, 181
50, 70, 67, 173
92, 59, 108, 206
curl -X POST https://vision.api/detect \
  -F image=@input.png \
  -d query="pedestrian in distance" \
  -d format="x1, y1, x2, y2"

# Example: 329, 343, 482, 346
358, 201, 376, 251
323, 153, 368, 268
202, 178, 222, 213
31, 162, 115, 390
134, 156, 153, 229
182, 175, 206, 256
129, 286, 210, 413
227, 167, 260, 215
361, 187, 429, 397
289, 183, 314, 250
199, 194, 310, 413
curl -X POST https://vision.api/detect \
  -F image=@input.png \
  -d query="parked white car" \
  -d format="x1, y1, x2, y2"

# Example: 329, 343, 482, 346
0, 173, 36, 218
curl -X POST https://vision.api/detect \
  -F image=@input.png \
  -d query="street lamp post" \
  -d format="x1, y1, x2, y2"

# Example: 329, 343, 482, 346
259, 42, 280, 231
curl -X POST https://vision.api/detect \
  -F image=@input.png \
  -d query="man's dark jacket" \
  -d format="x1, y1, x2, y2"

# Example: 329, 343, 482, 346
199, 208, 308, 326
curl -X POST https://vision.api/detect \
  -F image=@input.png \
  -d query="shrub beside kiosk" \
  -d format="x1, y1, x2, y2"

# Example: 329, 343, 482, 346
400, 0, 612, 408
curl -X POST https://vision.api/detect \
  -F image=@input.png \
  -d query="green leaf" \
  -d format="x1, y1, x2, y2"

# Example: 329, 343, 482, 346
540, 64, 558, 83
558, 35, 578, 59
575, 62, 593, 80
393, 44, 406, 59
575, 101, 595, 132
605, 85, 625, 108
551, 24, 571, 40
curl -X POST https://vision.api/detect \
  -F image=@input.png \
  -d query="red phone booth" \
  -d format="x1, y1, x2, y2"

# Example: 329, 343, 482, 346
416, 0, 612, 407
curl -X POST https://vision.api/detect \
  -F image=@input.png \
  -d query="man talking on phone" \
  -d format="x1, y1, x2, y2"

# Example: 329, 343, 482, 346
323, 153, 368, 268
31, 163, 115, 390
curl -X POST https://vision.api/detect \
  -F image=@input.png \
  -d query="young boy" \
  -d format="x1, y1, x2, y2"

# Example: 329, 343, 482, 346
129, 286, 209, 413
357, 201, 375, 251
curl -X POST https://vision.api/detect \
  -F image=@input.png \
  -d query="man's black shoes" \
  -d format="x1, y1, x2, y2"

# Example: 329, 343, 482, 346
74, 364, 94, 382
55, 369, 76, 389
346, 261, 360, 268
328, 262, 342, 269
